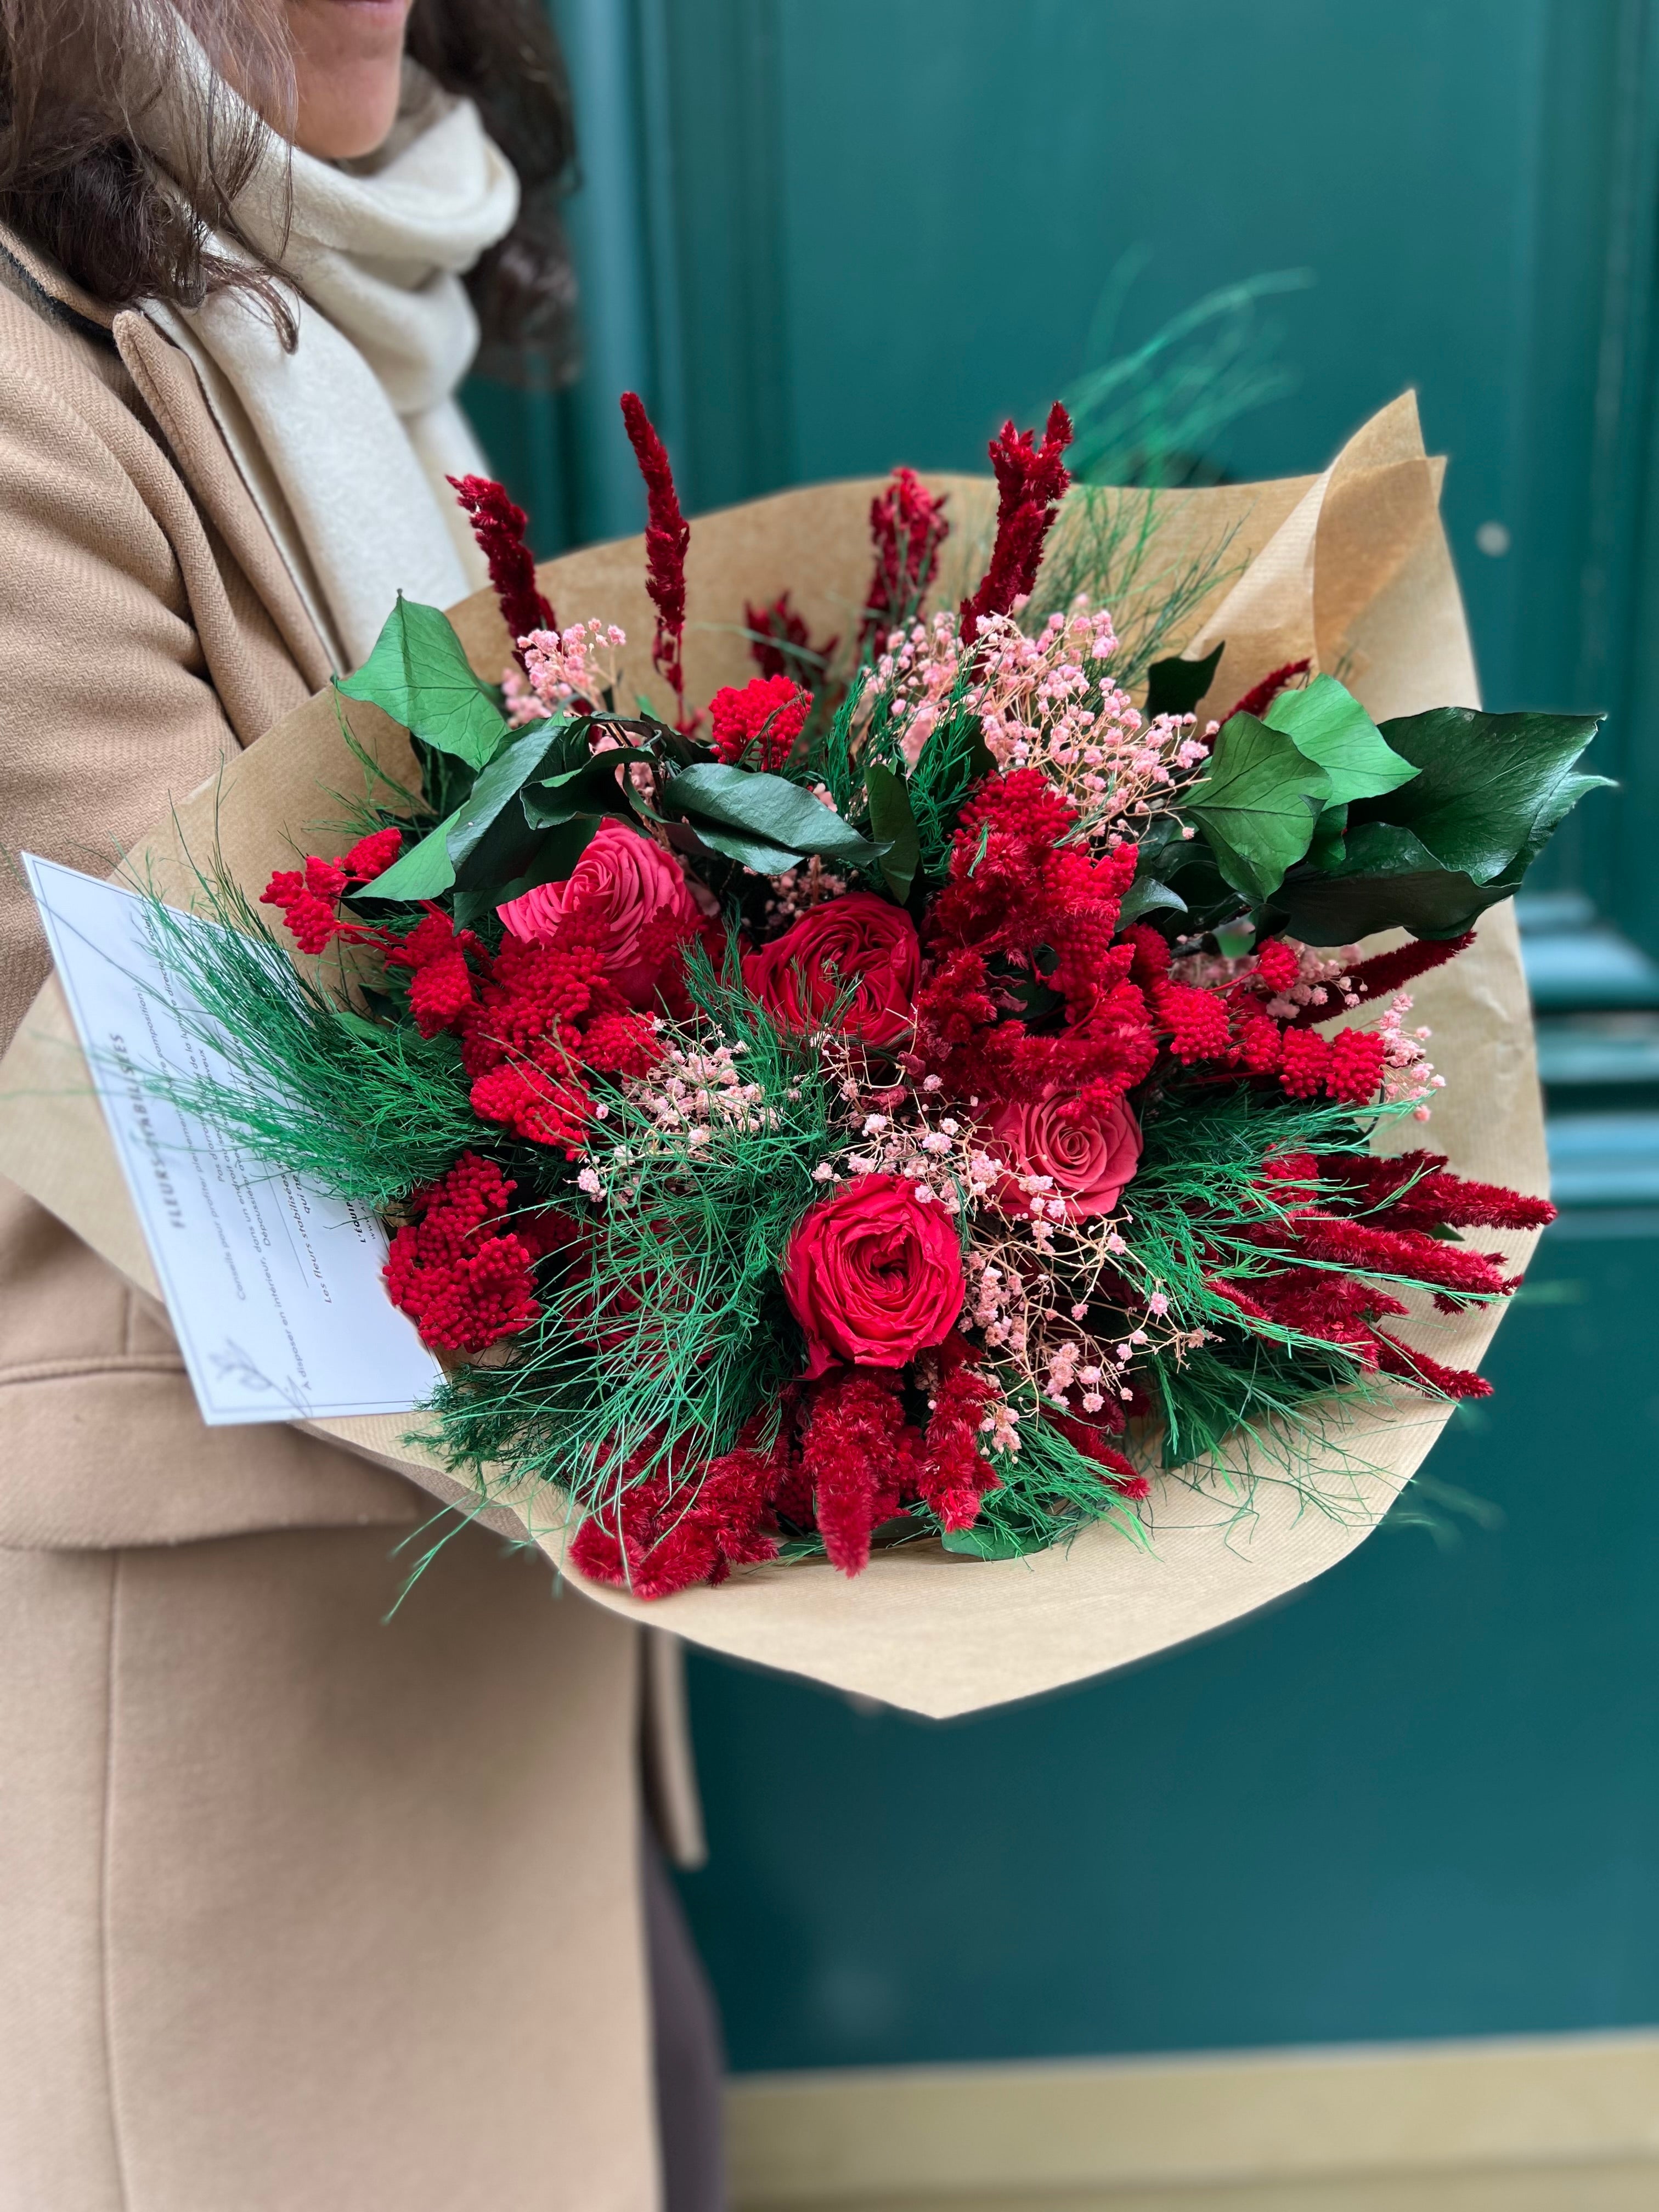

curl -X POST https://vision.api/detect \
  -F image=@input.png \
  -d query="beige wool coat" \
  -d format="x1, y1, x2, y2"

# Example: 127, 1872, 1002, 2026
0, 225, 692, 2212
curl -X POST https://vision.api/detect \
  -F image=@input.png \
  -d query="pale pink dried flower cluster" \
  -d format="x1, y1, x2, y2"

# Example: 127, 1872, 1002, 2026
1374, 993, 1445, 1119
856, 599, 1211, 838
579, 1035, 786, 1206
763, 856, 849, 927
505, 619, 630, 726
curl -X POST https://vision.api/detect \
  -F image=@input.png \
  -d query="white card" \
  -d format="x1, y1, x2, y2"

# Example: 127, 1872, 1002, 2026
23, 855, 444, 1425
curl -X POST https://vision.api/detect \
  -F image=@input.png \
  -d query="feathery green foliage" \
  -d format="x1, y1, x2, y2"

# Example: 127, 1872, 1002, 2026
136, 879, 477, 1206
427, 951, 836, 1511
1026, 484, 1245, 691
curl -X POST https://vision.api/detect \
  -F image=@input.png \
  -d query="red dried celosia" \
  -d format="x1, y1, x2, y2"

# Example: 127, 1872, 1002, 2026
862, 466, 950, 647
915, 1334, 1002, 1529
568, 1425, 786, 1599
1322, 1150, 1556, 1235
258, 827, 405, 956
799, 1369, 921, 1576
745, 591, 838, 688
1218, 657, 1311, 724
1204, 1145, 1552, 1402
958, 402, 1074, 642
383, 1153, 543, 1353
619, 391, 692, 729
916, 769, 1157, 1114
708, 674, 814, 771
1286, 932, 1476, 1026
447, 473, 556, 660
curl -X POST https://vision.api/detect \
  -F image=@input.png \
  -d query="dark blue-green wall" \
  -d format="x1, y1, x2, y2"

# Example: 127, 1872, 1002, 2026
464, 0, 1659, 2073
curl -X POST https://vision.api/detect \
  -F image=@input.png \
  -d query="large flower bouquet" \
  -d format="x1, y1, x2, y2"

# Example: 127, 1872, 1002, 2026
131, 393, 1601, 1610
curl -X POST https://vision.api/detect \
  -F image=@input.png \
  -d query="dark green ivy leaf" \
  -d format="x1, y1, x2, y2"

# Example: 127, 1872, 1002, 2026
1144, 640, 1225, 719
661, 762, 884, 875
1263, 673, 1419, 806
356, 720, 567, 902
521, 748, 653, 829
1183, 713, 1331, 902
864, 761, 922, 901
1272, 707, 1611, 943
336, 595, 507, 769
1363, 707, 1609, 883
1272, 823, 1509, 943
1117, 875, 1187, 927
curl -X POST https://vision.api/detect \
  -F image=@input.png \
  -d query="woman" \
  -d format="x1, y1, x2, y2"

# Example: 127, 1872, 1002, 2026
0, 4, 723, 2206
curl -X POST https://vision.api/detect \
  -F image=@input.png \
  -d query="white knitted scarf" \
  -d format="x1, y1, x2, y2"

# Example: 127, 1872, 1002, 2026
139, 46, 520, 668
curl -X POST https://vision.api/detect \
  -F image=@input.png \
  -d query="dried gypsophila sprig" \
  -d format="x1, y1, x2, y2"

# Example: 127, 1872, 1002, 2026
503, 618, 631, 727
850, 597, 1214, 848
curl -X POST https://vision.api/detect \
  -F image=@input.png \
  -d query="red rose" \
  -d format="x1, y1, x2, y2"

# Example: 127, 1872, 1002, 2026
496, 820, 697, 1006
988, 1090, 1142, 1220
743, 891, 920, 1046
782, 1172, 964, 1378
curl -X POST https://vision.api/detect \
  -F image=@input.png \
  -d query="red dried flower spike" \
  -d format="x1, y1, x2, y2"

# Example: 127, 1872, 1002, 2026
447, 474, 556, 663
383, 1152, 541, 1353
568, 1423, 787, 1598
708, 675, 813, 771
958, 402, 1074, 643
745, 591, 839, 687
258, 827, 406, 956
619, 391, 692, 730
1218, 657, 1311, 725
1286, 932, 1477, 1027
862, 466, 950, 648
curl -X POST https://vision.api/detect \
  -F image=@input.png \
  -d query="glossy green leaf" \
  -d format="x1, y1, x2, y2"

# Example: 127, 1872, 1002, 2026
864, 762, 922, 901
1117, 874, 1187, 927
661, 763, 884, 873
336, 596, 507, 769
1144, 640, 1224, 719
1364, 707, 1609, 883
1263, 673, 1419, 806
521, 748, 653, 828
454, 816, 600, 928
444, 722, 567, 879
353, 816, 455, 901
1273, 828, 1512, 943
1183, 712, 1331, 902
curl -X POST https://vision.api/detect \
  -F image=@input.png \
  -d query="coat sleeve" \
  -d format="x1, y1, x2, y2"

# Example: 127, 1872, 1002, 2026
0, 323, 241, 1049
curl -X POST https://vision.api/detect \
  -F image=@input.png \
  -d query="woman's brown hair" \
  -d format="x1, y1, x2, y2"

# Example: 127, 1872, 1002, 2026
0, 0, 579, 381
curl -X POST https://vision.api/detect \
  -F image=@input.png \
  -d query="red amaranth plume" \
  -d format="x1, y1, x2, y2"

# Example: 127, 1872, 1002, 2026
447, 475, 556, 664
1218, 657, 1311, 725
959, 402, 1073, 643
708, 674, 814, 771
1323, 1150, 1556, 1234
1288, 932, 1477, 1026
568, 1429, 785, 1599
744, 590, 839, 686
799, 1370, 921, 1576
862, 466, 951, 648
382, 1153, 543, 1353
619, 392, 692, 729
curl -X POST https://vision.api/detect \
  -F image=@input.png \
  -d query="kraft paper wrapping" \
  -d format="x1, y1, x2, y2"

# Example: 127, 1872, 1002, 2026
0, 396, 1546, 1719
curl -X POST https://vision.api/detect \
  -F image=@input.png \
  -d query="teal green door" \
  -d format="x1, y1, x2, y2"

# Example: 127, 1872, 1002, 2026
465, 0, 1659, 2067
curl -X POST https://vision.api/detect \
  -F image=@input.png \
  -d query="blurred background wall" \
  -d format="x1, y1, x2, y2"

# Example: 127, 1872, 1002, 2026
462, 0, 1659, 2074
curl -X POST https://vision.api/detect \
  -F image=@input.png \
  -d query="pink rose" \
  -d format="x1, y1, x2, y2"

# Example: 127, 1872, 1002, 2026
988, 1090, 1142, 1220
497, 821, 697, 1006
743, 891, 920, 1046
782, 1172, 964, 1379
